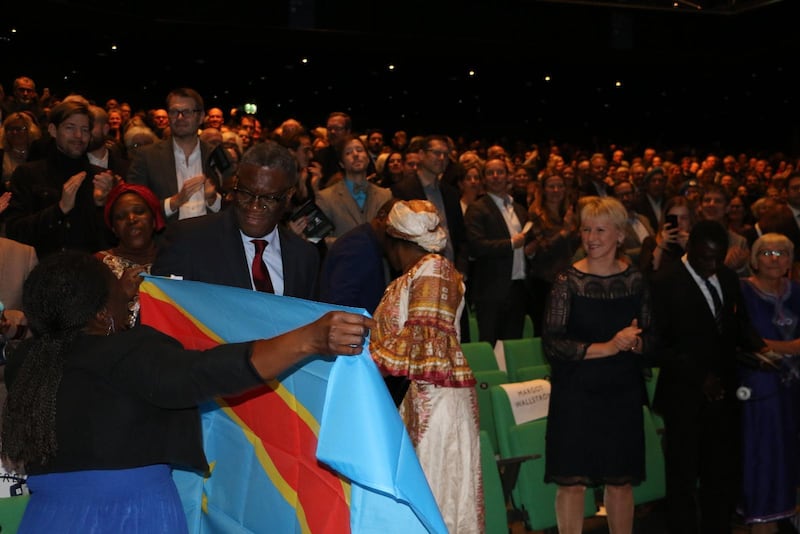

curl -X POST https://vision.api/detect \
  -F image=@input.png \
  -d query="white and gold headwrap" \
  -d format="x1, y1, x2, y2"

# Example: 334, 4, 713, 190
386, 200, 448, 253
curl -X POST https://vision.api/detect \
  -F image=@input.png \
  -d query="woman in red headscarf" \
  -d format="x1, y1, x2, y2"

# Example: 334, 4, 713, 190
94, 182, 166, 327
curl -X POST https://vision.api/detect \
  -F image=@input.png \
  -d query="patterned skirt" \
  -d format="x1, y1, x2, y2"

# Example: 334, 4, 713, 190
401, 382, 484, 534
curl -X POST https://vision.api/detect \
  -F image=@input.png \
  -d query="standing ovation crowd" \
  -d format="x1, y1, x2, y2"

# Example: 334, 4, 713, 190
0, 74, 798, 533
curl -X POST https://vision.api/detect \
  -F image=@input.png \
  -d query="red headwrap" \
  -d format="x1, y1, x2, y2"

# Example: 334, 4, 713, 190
103, 182, 166, 232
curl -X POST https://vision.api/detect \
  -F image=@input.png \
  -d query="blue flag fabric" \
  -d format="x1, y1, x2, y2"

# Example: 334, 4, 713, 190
138, 275, 447, 534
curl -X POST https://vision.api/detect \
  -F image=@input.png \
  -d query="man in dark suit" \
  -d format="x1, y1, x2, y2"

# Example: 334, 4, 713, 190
651, 220, 766, 534
87, 105, 129, 179
319, 197, 397, 314
313, 111, 351, 189
578, 152, 611, 198
152, 142, 319, 300
464, 157, 532, 346
364, 128, 383, 177
391, 134, 468, 275
633, 166, 667, 232
5, 101, 112, 258
127, 87, 224, 224
318, 197, 409, 405
391, 135, 471, 340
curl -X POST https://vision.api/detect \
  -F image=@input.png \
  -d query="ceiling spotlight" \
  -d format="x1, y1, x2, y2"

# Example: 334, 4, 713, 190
388, 64, 395, 71
301, 57, 308, 64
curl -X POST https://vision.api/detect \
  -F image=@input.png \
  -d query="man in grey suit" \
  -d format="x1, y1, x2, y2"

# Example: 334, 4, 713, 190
127, 87, 225, 224
152, 142, 320, 300
314, 135, 393, 248
465, 157, 533, 345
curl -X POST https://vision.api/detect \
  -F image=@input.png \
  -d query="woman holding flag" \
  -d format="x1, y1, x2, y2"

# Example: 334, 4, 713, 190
0, 250, 373, 533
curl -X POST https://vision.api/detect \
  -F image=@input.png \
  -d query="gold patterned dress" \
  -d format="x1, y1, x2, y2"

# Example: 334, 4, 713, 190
371, 253, 484, 534
95, 251, 152, 328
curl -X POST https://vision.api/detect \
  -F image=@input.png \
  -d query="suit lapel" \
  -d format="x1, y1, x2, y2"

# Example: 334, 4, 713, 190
221, 210, 253, 290
158, 141, 179, 197
278, 226, 297, 297
362, 184, 386, 218
678, 263, 718, 327
485, 196, 511, 237
336, 182, 364, 226
512, 201, 528, 227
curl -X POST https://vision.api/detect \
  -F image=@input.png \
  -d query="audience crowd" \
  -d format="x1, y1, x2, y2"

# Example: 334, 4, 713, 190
0, 74, 799, 533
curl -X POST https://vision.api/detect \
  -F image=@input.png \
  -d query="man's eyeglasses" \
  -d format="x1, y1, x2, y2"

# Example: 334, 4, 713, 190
5, 126, 27, 134
425, 149, 449, 158
232, 186, 290, 210
167, 108, 201, 119
758, 249, 789, 258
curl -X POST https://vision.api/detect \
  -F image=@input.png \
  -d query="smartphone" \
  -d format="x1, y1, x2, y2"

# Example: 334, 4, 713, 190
665, 214, 679, 229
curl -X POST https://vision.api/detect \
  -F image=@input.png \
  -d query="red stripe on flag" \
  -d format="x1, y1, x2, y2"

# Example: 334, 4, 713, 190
141, 294, 350, 532
139, 292, 219, 350
223, 388, 350, 533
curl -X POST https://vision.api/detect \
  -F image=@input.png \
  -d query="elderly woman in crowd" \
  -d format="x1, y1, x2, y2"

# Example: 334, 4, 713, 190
94, 182, 165, 328
0, 251, 372, 533
737, 232, 800, 533
370, 199, 482, 534
543, 196, 655, 534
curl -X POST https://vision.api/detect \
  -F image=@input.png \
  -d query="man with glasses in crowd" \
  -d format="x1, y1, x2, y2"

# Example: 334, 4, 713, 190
392, 135, 468, 274
152, 141, 319, 300
315, 111, 352, 189
127, 87, 222, 224
391, 135, 470, 338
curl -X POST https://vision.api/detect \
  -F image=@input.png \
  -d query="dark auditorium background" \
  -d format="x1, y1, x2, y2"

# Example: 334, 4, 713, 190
3, 0, 798, 157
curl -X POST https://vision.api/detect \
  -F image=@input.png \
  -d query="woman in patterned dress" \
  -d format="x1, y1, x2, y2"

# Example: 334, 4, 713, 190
94, 183, 165, 327
370, 199, 483, 533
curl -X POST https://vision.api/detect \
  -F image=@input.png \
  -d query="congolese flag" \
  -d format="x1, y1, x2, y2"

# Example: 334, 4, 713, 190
138, 275, 447, 534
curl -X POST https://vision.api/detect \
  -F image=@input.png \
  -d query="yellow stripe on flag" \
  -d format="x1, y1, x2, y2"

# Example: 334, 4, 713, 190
139, 280, 225, 344
218, 396, 313, 534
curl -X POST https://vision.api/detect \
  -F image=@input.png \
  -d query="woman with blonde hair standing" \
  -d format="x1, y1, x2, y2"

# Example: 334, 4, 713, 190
543, 196, 655, 534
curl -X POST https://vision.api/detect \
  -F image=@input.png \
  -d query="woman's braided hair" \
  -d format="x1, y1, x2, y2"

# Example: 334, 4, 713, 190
1, 251, 113, 470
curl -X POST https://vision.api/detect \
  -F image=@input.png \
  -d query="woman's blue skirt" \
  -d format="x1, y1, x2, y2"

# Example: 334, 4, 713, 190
20, 464, 188, 533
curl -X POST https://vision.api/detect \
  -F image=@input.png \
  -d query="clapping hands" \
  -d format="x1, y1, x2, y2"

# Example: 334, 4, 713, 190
611, 318, 642, 353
